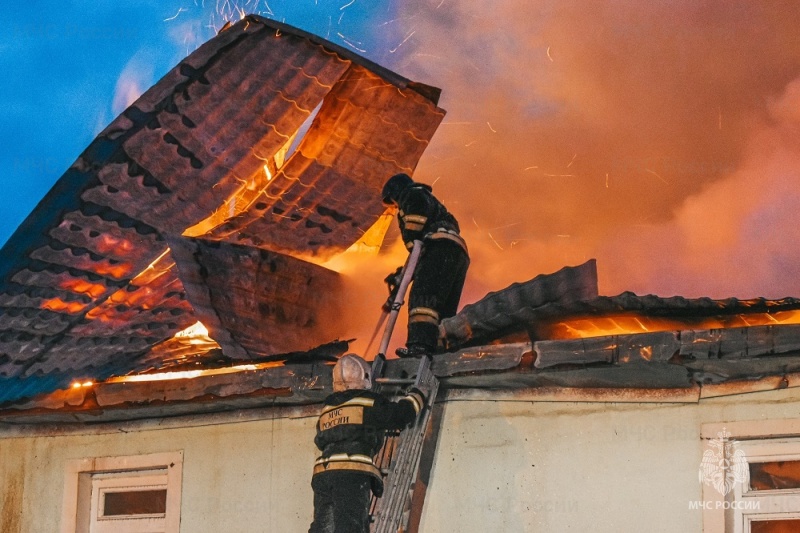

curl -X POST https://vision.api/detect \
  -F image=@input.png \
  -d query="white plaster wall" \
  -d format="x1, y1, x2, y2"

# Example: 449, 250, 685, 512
2, 387, 800, 533
420, 387, 800, 533
0, 413, 320, 533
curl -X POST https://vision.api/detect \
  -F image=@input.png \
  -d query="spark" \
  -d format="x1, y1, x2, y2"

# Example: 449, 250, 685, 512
489, 222, 521, 231
380, 15, 418, 27
524, 166, 538, 171
340, 0, 356, 9
488, 232, 504, 250
543, 174, 574, 177
262, 0, 274, 15
432, 176, 442, 185
605, 173, 609, 188
487, 122, 496, 133
557, 234, 570, 238
546, 46, 554, 62
472, 217, 481, 230
440, 121, 473, 125
437, 0, 445, 6
164, 8, 187, 21
645, 168, 669, 184
566, 153, 577, 168
718, 106, 722, 130
465, 140, 477, 147
338, 12, 344, 24
337, 33, 366, 53
389, 30, 416, 53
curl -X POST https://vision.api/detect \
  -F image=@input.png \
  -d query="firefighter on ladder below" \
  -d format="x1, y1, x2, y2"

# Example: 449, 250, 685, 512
309, 354, 428, 533
381, 173, 470, 358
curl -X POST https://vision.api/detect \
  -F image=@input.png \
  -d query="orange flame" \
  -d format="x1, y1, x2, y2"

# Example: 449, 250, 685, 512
535, 310, 800, 340
42, 298, 88, 314
59, 279, 108, 299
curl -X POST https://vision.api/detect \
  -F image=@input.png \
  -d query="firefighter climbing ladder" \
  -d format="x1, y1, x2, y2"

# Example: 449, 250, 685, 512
368, 240, 441, 533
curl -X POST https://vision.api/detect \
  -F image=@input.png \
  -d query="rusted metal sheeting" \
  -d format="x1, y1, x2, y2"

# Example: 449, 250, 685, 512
544, 292, 800, 321
168, 236, 343, 358
534, 324, 800, 369
0, 16, 443, 403
441, 257, 800, 350
203, 64, 446, 259
0, 361, 333, 425
440, 260, 599, 348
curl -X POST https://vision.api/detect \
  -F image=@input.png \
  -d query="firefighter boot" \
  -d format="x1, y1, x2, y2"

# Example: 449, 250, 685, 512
395, 344, 431, 358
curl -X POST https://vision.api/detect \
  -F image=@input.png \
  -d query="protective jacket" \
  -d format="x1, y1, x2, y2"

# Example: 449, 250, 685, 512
396, 183, 467, 253
312, 388, 424, 496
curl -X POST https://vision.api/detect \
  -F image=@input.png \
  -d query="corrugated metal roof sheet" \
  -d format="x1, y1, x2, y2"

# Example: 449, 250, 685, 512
167, 236, 342, 358
441, 259, 800, 349
0, 16, 445, 404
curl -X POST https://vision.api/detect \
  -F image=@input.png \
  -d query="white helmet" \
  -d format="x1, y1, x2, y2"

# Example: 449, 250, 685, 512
332, 354, 372, 391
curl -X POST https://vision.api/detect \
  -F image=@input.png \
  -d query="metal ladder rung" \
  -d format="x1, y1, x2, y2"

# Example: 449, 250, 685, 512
375, 377, 417, 385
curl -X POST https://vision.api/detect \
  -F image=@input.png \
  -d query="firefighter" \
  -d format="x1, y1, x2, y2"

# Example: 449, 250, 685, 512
382, 173, 469, 358
309, 353, 427, 533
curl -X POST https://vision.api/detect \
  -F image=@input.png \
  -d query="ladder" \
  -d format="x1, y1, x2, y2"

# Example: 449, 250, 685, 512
368, 241, 440, 533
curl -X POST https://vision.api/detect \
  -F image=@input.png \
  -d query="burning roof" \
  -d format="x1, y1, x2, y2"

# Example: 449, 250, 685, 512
0, 16, 445, 404
3, 17, 800, 422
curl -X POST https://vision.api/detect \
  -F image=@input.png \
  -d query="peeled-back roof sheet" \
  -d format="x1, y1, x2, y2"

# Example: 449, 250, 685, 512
0, 16, 446, 404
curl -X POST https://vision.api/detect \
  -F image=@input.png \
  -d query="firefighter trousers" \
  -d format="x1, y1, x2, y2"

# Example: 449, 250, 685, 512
408, 239, 470, 351
309, 471, 372, 533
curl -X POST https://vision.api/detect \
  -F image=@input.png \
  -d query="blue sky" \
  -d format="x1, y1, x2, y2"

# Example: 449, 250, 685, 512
0, 0, 404, 247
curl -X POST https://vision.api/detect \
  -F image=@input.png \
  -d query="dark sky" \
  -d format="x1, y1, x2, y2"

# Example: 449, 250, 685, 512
4, 1, 800, 301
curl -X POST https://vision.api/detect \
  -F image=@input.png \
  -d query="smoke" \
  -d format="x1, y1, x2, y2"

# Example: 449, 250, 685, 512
367, 0, 800, 300
324, 240, 412, 359
111, 51, 155, 116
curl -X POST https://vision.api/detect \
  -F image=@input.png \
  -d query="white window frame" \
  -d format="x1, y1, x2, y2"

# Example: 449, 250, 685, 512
61, 451, 183, 533
702, 420, 800, 533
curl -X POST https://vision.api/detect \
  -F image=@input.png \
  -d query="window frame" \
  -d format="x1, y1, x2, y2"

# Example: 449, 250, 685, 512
61, 451, 183, 533
701, 421, 800, 533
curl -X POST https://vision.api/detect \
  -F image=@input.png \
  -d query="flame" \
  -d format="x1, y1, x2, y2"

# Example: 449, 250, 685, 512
322, 210, 396, 272
174, 320, 210, 339
42, 298, 88, 314
169, 320, 218, 348
535, 310, 800, 340
107, 361, 281, 383
59, 279, 108, 299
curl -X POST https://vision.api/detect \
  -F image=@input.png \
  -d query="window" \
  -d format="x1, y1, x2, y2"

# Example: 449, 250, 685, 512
61, 451, 183, 533
701, 421, 800, 533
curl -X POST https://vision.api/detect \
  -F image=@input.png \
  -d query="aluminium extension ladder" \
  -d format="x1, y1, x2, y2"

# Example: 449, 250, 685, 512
370, 354, 438, 533
367, 240, 440, 532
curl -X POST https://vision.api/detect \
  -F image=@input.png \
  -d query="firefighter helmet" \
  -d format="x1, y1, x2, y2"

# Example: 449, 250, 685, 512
382, 173, 414, 205
332, 353, 372, 391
